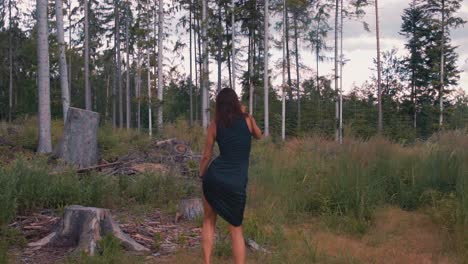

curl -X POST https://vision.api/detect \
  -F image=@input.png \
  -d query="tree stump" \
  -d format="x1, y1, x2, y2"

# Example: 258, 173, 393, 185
177, 198, 203, 221
28, 205, 149, 255
54, 107, 100, 168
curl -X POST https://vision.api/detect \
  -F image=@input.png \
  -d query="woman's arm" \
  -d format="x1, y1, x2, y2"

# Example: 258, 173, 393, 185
248, 115, 262, 140
199, 121, 216, 178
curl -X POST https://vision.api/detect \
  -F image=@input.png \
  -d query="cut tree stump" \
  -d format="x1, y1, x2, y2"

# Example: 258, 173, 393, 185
28, 205, 149, 255
176, 198, 203, 222
54, 107, 100, 168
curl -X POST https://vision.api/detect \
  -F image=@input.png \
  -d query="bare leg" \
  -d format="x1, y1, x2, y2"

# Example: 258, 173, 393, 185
229, 224, 246, 264
202, 194, 217, 264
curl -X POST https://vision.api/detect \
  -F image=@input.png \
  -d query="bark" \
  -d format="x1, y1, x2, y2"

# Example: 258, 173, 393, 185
248, 30, 254, 115
189, 0, 194, 126
116, 0, 123, 128
177, 198, 203, 220
28, 205, 149, 255
231, 0, 236, 91
439, 0, 445, 127
55, 0, 70, 124
8, 0, 13, 122
54, 107, 100, 168
84, 0, 91, 110
375, 0, 383, 133
263, 0, 269, 136
334, 0, 339, 141
201, 0, 209, 128
37, 0, 52, 153
147, 7, 152, 136
157, 0, 164, 130
293, 12, 300, 131
217, 4, 222, 92
125, 8, 131, 130
339, 0, 344, 144
281, 0, 286, 141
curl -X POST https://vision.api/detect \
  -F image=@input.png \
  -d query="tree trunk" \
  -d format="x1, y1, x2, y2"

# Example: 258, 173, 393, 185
189, 0, 194, 126
284, 5, 292, 93
224, 9, 232, 89
8, 0, 13, 122
68, 1, 72, 104
194, 7, 199, 123
217, 3, 222, 92
231, 0, 236, 91
196, 8, 203, 121
117, 0, 123, 128
177, 198, 203, 220
54, 107, 100, 168
293, 12, 300, 132
28, 205, 149, 255
125, 8, 131, 130
248, 30, 254, 115
84, 0, 91, 111
201, 0, 209, 128
339, 0, 343, 144
281, 0, 286, 141
55, 0, 70, 124
263, 0, 269, 137
334, 0, 339, 141
37, 0, 52, 153
439, 0, 445, 128
147, 5, 152, 136
157, 0, 164, 131
375, 0, 383, 133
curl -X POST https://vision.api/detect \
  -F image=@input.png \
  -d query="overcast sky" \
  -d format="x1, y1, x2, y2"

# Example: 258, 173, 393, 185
182, 0, 468, 96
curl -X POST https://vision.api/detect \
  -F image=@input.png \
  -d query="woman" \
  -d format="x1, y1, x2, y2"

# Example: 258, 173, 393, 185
198, 88, 262, 264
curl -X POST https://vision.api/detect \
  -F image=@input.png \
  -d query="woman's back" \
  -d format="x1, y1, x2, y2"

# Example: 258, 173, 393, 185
216, 116, 252, 162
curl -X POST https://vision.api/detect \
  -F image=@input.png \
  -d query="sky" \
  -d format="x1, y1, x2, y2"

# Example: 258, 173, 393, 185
181, 0, 468, 96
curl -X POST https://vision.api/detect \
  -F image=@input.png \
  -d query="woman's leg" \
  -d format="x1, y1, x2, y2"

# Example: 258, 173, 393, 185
202, 194, 217, 264
229, 224, 246, 264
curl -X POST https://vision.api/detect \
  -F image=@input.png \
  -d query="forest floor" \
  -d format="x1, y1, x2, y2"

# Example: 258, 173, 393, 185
1, 120, 466, 263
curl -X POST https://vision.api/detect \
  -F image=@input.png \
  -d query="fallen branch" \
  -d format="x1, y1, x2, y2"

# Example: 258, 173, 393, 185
77, 162, 121, 173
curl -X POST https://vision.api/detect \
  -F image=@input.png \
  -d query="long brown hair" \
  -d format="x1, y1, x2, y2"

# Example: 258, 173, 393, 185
215, 88, 246, 128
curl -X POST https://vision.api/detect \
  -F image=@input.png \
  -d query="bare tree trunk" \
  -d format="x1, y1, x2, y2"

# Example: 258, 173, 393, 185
136, 49, 141, 131
84, 0, 91, 111
284, 5, 292, 93
231, 0, 236, 91
8, 0, 13, 122
55, 0, 70, 124
117, 0, 123, 128
375, 0, 383, 133
217, 3, 222, 92
248, 30, 254, 115
68, 0, 72, 102
334, 0, 339, 141
263, 0, 269, 137
113, 1, 119, 128
293, 12, 300, 132
157, 0, 164, 130
196, 8, 202, 122
201, 0, 209, 128
37, 0, 52, 153
339, 0, 343, 144
147, 2, 152, 136
125, 8, 131, 129
193, 9, 200, 121
439, 0, 445, 128
189, 0, 193, 126
224, 9, 232, 89
281, 0, 286, 141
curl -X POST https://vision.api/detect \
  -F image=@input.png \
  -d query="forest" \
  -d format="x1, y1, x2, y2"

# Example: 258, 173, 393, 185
0, 0, 467, 263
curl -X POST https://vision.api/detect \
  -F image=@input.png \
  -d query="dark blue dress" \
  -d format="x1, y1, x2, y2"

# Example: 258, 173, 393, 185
202, 116, 252, 227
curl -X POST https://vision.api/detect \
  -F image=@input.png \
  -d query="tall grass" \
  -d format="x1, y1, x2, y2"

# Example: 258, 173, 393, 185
247, 130, 468, 255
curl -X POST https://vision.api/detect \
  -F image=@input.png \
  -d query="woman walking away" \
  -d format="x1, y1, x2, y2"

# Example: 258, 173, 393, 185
199, 88, 262, 264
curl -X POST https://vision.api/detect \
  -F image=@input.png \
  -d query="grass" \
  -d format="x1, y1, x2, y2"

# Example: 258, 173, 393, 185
0, 118, 467, 262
